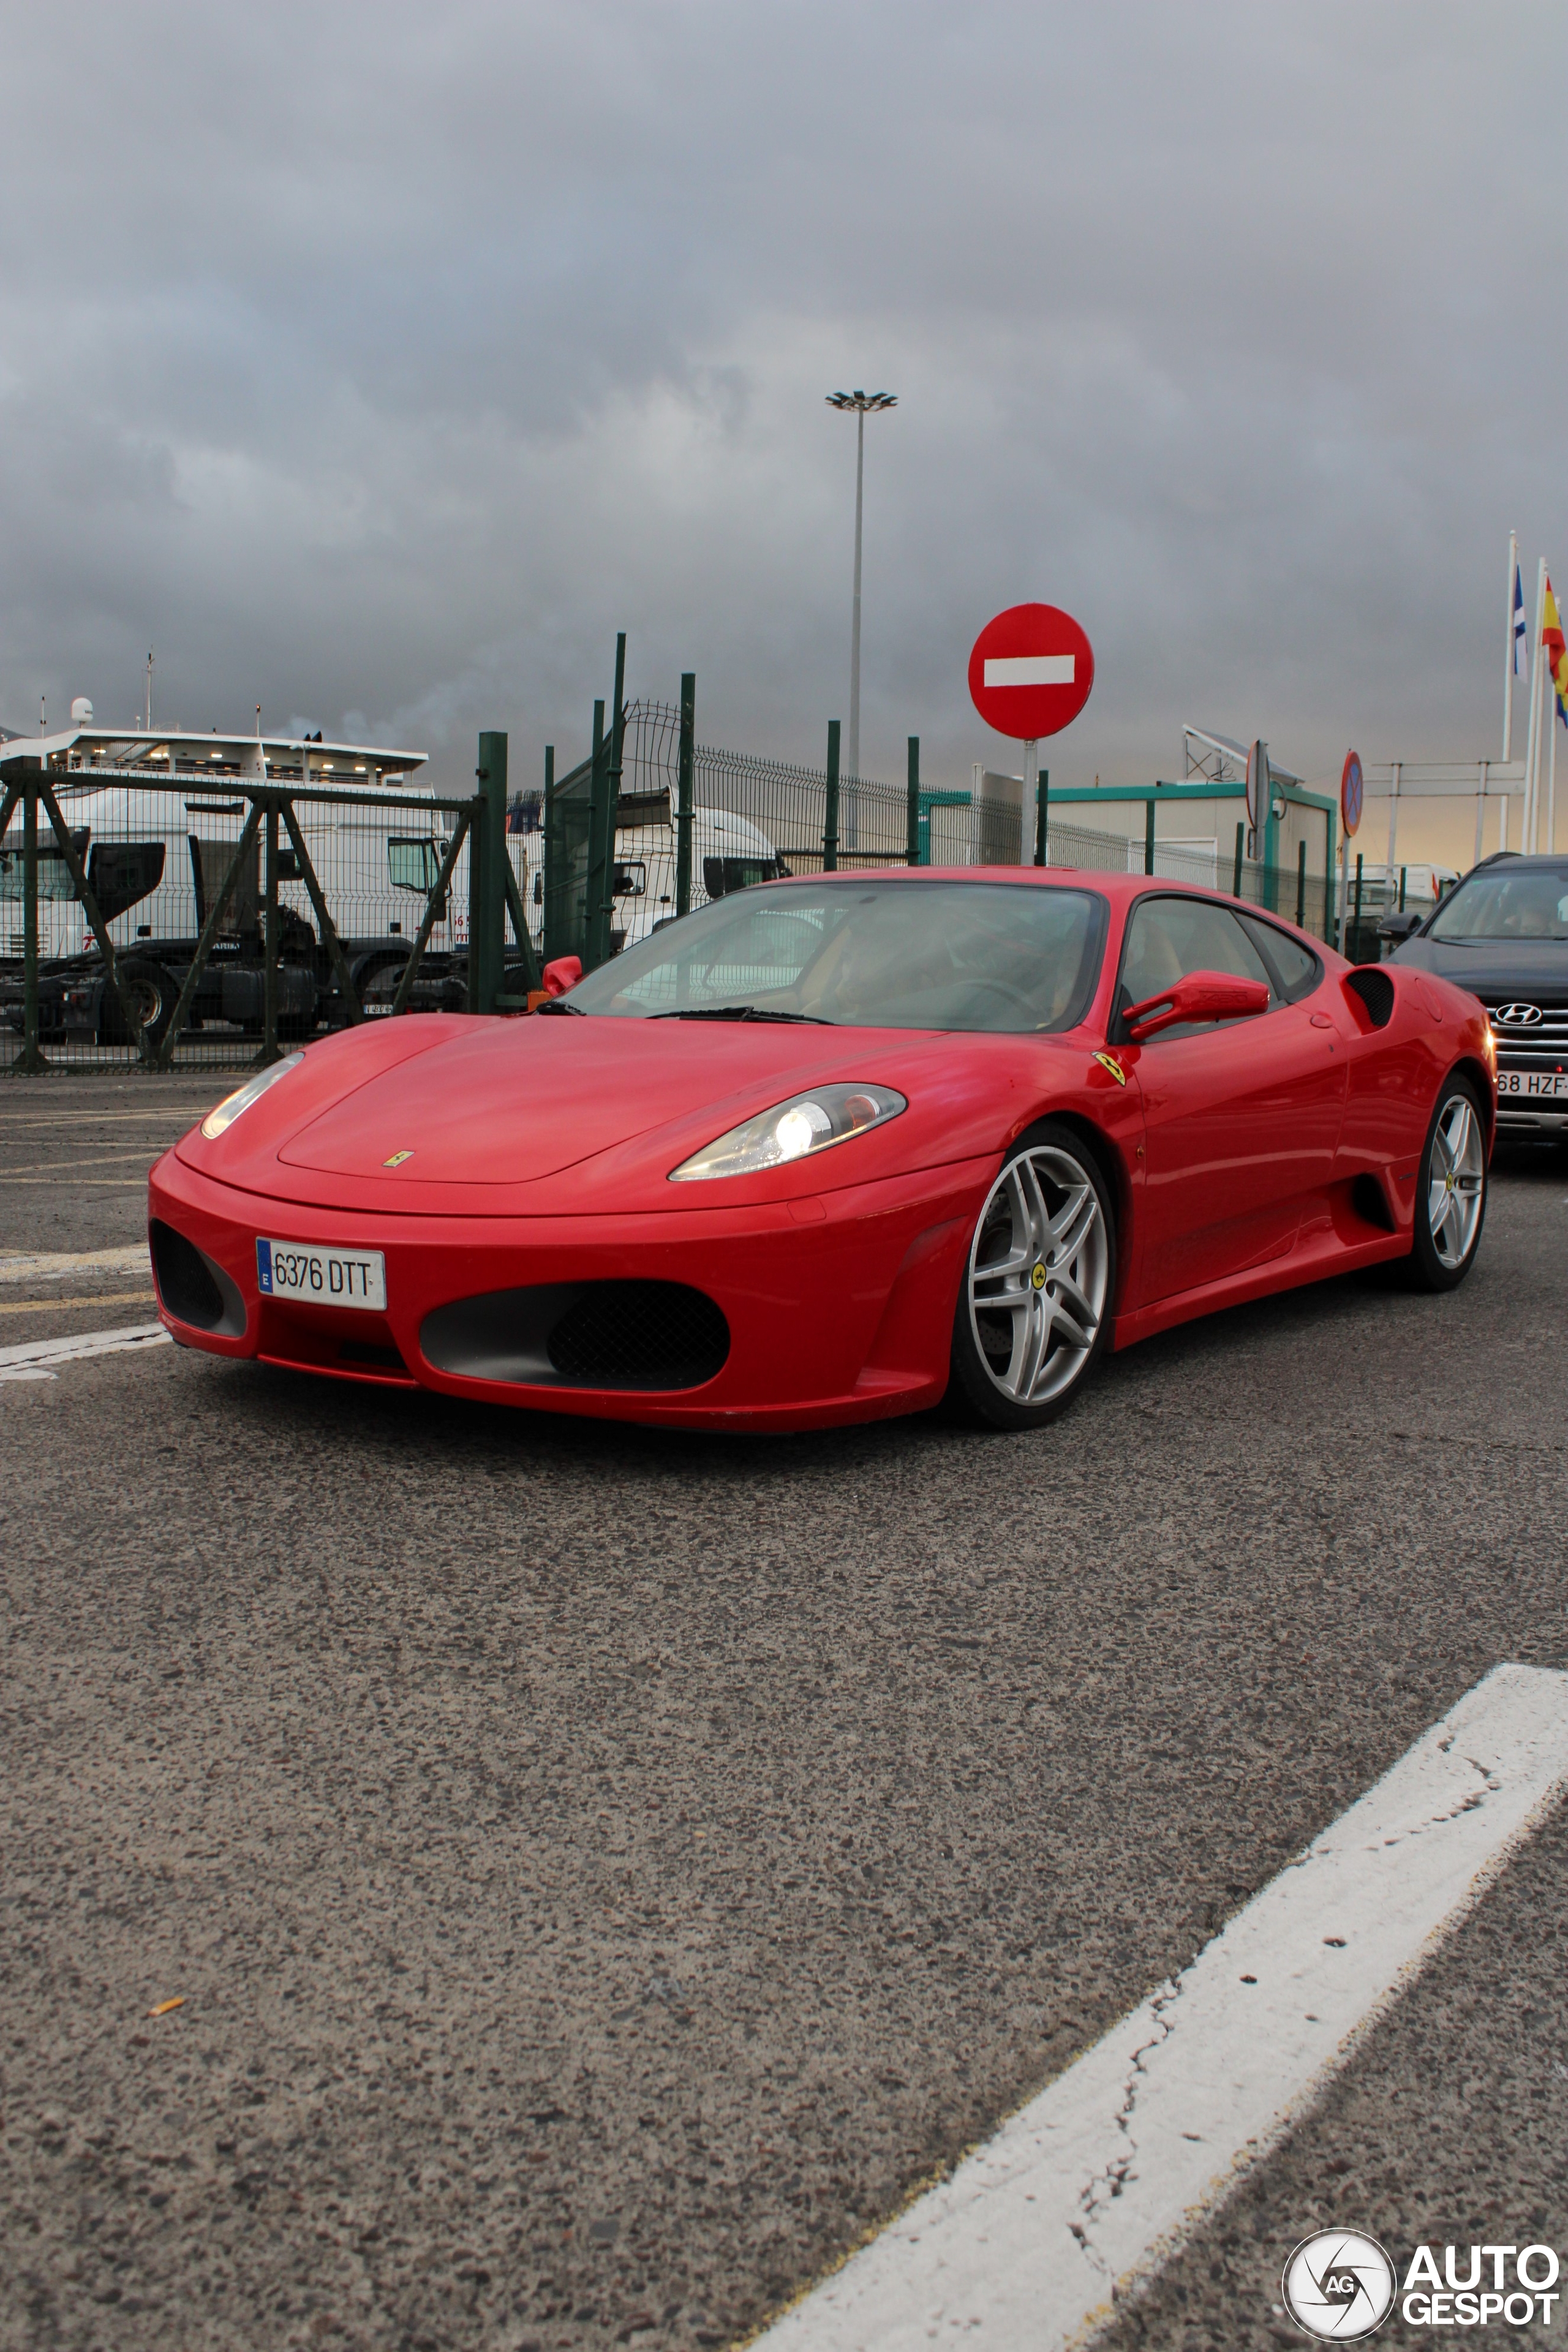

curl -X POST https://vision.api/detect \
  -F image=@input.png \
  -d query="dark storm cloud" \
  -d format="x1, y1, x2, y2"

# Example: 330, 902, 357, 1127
0, 1, 1561, 793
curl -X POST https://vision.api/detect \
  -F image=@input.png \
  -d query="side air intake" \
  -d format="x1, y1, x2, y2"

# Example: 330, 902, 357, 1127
1344, 967, 1395, 1028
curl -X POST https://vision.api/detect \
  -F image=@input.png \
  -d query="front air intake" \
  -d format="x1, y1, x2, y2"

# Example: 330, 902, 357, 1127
149, 1220, 247, 1336
546, 1281, 730, 1389
421, 1280, 730, 1391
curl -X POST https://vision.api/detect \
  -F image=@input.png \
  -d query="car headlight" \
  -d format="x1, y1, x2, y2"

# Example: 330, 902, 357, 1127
200, 1052, 306, 1140
669, 1082, 907, 1182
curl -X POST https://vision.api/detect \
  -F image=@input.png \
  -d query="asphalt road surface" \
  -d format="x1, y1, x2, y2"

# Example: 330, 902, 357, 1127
2, 1076, 1566, 2351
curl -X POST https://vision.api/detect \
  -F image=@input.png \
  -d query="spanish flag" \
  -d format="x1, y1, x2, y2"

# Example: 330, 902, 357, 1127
1544, 573, 1568, 723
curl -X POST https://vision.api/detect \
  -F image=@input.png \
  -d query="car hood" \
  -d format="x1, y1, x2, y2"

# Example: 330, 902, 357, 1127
1393, 936, 1568, 1000
175, 1010, 1107, 1218
275, 1016, 901, 1183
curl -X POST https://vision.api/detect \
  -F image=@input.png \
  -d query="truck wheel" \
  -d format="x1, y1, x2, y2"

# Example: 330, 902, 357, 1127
355, 952, 409, 1017
100, 959, 175, 1049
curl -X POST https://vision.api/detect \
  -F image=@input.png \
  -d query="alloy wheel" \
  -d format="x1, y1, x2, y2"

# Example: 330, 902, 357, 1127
968, 1144, 1110, 1406
1428, 1091, 1485, 1270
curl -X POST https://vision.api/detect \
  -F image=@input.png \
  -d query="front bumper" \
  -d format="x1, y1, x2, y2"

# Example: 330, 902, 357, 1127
147, 1147, 992, 1431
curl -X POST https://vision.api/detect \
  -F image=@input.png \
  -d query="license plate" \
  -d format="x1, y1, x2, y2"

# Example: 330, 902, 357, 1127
256, 1238, 387, 1310
1498, 1072, 1568, 1097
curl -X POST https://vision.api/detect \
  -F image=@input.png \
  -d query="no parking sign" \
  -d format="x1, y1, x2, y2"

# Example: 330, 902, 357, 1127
1341, 749, 1364, 837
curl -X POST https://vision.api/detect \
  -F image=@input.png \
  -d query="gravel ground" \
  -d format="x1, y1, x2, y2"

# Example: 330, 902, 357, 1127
2, 1079, 1566, 2351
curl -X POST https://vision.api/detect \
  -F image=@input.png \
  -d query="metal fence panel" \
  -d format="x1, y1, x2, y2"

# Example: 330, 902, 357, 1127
0, 758, 485, 1074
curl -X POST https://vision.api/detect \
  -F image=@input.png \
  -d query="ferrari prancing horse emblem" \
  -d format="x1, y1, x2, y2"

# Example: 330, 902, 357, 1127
383, 1150, 414, 1167
1092, 1052, 1126, 1085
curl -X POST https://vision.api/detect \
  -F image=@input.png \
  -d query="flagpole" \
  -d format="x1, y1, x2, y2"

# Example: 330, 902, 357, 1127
1523, 557, 1547, 853
1550, 692, 1559, 854
1504, 529, 1518, 761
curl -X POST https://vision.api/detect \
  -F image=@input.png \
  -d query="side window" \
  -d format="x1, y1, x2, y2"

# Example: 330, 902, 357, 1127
1237, 912, 1319, 1002
1118, 896, 1274, 1040
612, 860, 646, 899
88, 842, 166, 925
388, 839, 441, 894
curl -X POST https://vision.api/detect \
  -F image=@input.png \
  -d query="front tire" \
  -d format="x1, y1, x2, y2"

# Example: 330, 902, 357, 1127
99, 957, 174, 1049
949, 1123, 1117, 1431
1405, 1076, 1488, 1291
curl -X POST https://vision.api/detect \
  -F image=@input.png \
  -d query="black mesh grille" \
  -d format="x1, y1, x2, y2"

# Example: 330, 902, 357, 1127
546, 1281, 729, 1390
150, 1219, 225, 1330
1346, 967, 1395, 1027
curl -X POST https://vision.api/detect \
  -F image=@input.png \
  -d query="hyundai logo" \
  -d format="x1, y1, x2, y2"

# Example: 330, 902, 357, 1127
1493, 1002, 1544, 1026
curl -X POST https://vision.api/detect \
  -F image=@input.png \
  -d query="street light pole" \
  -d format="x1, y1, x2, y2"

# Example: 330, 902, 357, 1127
827, 389, 895, 795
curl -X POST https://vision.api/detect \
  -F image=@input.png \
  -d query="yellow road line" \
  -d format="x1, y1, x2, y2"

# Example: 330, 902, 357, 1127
0, 1291, 156, 1315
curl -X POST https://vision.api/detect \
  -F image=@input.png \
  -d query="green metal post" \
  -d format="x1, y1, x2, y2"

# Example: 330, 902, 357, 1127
1398, 865, 1408, 913
676, 674, 695, 918
1036, 768, 1049, 867
1326, 812, 1336, 946
19, 761, 44, 1071
1353, 853, 1365, 961
473, 731, 508, 1013
906, 737, 920, 866
823, 720, 840, 873
1144, 796, 1156, 876
262, 801, 279, 1063
1261, 743, 1278, 910
586, 699, 611, 969
1233, 820, 1245, 900
1295, 839, 1306, 930
540, 744, 557, 960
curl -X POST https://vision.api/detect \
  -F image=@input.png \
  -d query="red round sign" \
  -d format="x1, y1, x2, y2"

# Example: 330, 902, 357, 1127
968, 603, 1095, 740
1341, 749, 1364, 839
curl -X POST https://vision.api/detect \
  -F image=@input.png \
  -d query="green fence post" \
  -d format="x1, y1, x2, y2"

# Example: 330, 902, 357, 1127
606, 633, 627, 952
676, 673, 695, 918
1144, 796, 1156, 876
262, 799, 279, 1063
1353, 852, 1365, 960
19, 760, 45, 1072
1036, 767, 1049, 867
473, 731, 508, 1013
1398, 864, 1408, 913
823, 721, 840, 873
1233, 820, 1245, 899
1295, 839, 1306, 929
586, 699, 611, 969
906, 738, 920, 867
540, 745, 557, 960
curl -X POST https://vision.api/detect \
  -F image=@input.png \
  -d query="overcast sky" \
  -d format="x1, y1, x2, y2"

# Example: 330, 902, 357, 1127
2, 2, 1563, 799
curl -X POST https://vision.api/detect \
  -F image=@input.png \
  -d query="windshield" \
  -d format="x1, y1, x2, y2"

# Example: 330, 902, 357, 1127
565, 878, 1107, 1031
1428, 864, 1568, 943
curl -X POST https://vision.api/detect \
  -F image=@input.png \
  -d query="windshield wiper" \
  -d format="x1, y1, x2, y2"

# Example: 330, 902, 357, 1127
535, 997, 585, 1015
652, 1005, 835, 1023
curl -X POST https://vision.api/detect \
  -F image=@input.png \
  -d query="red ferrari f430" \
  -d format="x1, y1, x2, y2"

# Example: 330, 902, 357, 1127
148, 870, 1494, 1434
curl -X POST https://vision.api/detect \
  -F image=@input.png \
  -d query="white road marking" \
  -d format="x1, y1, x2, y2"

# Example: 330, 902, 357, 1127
0, 1322, 170, 1382
983, 654, 1075, 688
756, 1662, 1568, 2352
0, 1245, 149, 1286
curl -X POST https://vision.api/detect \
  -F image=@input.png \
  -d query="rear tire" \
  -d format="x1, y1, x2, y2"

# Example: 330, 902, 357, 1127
1404, 1076, 1488, 1291
948, 1122, 1117, 1432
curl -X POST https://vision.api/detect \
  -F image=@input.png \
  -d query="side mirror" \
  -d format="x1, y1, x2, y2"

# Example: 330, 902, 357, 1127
1124, 968, 1270, 1041
541, 955, 582, 998
1376, 910, 1423, 947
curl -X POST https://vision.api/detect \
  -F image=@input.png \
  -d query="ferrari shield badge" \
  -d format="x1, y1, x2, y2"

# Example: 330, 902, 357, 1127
383, 1149, 415, 1167
1092, 1052, 1126, 1086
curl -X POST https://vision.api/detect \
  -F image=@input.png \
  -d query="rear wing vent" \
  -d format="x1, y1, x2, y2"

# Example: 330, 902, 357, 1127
1344, 967, 1395, 1028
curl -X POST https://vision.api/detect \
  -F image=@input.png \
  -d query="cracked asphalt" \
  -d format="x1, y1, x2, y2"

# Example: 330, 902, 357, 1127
2, 1077, 1567, 2351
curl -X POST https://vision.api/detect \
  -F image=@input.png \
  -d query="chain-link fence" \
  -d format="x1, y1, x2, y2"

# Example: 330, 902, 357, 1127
531, 701, 1340, 974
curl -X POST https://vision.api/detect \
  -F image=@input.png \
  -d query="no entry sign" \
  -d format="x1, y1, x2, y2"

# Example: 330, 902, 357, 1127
968, 604, 1095, 740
